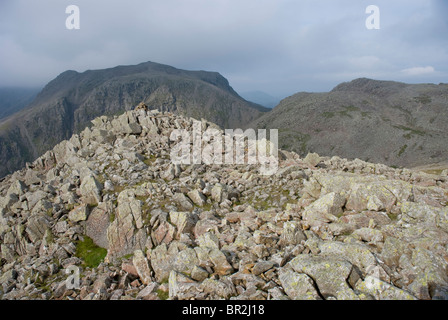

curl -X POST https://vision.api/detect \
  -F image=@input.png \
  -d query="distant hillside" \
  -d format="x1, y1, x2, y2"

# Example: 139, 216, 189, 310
0, 87, 40, 120
248, 78, 448, 168
240, 91, 281, 108
0, 61, 269, 178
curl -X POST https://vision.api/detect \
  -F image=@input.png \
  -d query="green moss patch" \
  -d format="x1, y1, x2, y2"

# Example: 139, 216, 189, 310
76, 236, 107, 268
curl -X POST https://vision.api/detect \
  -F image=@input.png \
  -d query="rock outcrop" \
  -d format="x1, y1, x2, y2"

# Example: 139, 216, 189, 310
1, 106, 448, 300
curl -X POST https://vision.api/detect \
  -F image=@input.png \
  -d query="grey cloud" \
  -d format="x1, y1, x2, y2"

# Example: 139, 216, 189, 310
0, 0, 446, 96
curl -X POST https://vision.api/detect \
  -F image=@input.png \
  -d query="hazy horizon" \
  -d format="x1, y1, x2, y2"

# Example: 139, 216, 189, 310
1, 0, 447, 97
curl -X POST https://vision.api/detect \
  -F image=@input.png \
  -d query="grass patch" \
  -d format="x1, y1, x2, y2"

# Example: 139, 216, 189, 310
109, 212, 116, 223
393, 125, 426, 136
387, 212, 399, 221
143, 154, 157, 166
398, 145, 408, 157
156, 288, 169, 300
66, 203, 76, 211
361, 111, 372, 119
422, 169, 444, 175
343, 105, 360, 112
76, 236, 107, 268
321, 112, 335, 119
321, 105, 361, 119
136, 195, 153, 225
413, 95, 432, 105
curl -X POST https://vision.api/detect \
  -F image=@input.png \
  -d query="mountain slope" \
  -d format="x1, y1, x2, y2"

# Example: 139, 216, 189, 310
248, 78, 448, 168
0, 61, 268, 178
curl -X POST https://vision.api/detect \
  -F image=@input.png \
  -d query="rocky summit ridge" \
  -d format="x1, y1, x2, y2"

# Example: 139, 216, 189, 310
1, 105, 448, 300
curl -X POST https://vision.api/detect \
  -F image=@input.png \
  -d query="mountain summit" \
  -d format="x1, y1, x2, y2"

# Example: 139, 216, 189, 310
0, 61, 268, 178
0, 107, 447, 300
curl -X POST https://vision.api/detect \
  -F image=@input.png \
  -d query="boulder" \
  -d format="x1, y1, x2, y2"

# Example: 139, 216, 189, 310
132, 249, 152, 285
187, 189, 207, 207
318, 241, 378, 275
68, 204, 89, 222
279, 269, 321, 300
86, 202, 112, 249
346, 180, 412, 213
169, 211, 196, 238
289, 255, 358, 300
302, 192, 346, 227
169, 271, 202, 300
79, 175, 103, 205
200, 277, 236, 299
303, 153, 321, 167
356, 276, 417, 300
173, 193, 194, 211
106, 190, 147, 260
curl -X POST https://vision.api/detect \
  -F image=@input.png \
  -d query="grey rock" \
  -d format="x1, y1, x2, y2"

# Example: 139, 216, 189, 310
201, 277, 236, 299
187, 189, 207, 207
302, 192, 345, 227
169, 271, 202, 300
68, 204, 89, 222
252, 261, 275, 276
356, 276, 417, 300
173, 193, 194, 211
303, 153, 321, 167
132, 249, 152, 285
279, 269, 321, 300
289, 254, 358, 300
79, 175, 103, 205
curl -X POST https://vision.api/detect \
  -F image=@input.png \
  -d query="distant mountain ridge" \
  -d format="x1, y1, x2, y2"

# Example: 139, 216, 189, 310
240, 90, 281, 108
248, 78, 448, 168
0, 61, 269, 178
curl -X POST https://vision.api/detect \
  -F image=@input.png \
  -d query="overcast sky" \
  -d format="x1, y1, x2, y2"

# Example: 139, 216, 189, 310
0, 0, 447, 97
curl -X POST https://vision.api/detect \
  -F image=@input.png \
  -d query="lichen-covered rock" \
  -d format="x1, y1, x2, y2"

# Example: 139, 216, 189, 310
346, 180, 412, 213
79, 175, 103, 205
173, 193, 194, 211
279, 221, 306, 247
200, 277, 236, 299
169, 211, 197, 238
356, 276, 417, 300
86, 201, 112, 248
68, 204, 89, 222
302, 192, 346, 227
279, 269, 321, 300
169, 271, 202, 300
352, 228, 384, 244
318, 241, 378, 275
106, 190, 147, 261
380, 237, 408, 267
173, 248, 199, 276
303, 153, 321, 167
132, 249, 152, 285
288, 255, 358, 300
187, 189, 207, 207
